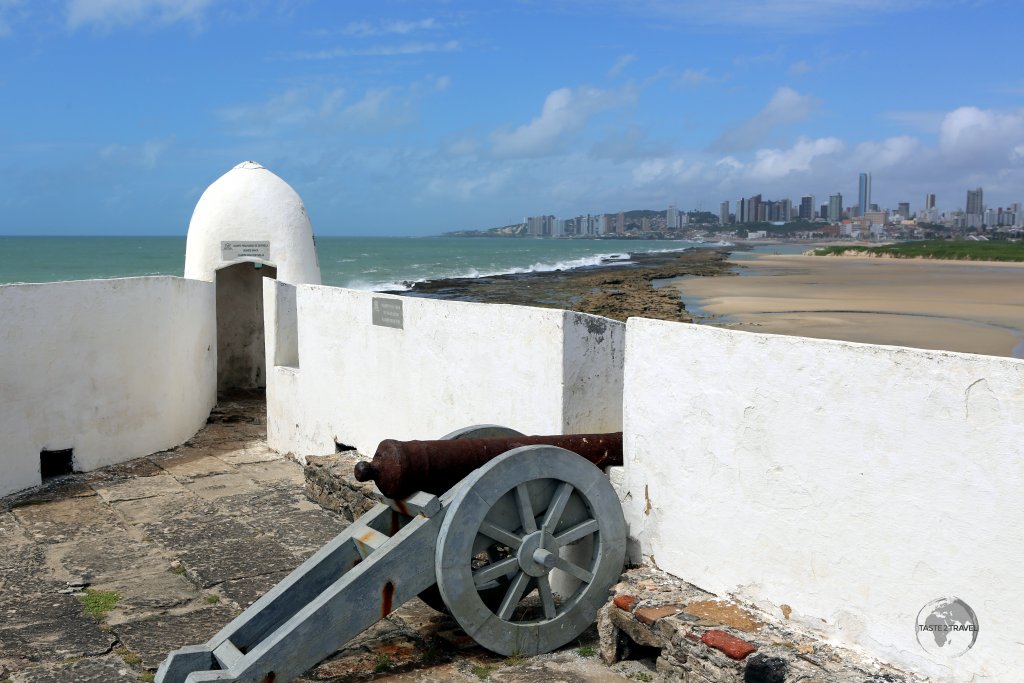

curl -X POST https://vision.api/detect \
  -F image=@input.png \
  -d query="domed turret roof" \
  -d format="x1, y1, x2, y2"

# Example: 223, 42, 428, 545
184, 162, 321, 284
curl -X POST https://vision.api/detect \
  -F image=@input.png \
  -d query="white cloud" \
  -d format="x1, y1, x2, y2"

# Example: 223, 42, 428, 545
882, 110, 945, 133
608, 54, 636, 77
613, 0, 947, 31
678, 68, 714, 87
100, 136, 173, 168
711, 87, 820, 151
217, 81, 438, 136
0, 0, 24, 37
218, 87, 340, 136
937, 106, 1024, 163
490, 86, 631, 159
424, 168, 513, 202
67, 0, 216, 31
289, 40, 460, 60
744, 136, 844, 180
631, 157, 703, 186
853, 136, 923, 168
788, 60, 813, 75
340, 18, 440, 37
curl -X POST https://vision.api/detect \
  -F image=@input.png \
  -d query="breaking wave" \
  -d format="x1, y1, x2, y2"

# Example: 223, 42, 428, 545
345, 247, 695, 292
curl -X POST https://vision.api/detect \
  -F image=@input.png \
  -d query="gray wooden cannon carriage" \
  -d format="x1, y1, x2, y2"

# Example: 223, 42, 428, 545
155, 426, 626, 683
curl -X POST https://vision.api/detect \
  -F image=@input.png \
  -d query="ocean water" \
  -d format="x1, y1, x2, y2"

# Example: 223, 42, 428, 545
0, 236, 711, 290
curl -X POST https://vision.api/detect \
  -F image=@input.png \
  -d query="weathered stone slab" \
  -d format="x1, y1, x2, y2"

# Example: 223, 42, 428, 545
181, 471, 264, 501
218, 570, 290, 608
0, 511, 29, 545
11, 496, 123, 545
142, 514, 297, 587
240, 458, 306, 487
248, 508, 350, 559
109, 491, 213, 526
115, 605, 239, 669
150, 448, 235, 481
215, 446, 282, 466
92, 473, 190, 503
84, 457, 164, 482
10, 654, 139, 683
0, 593, 116, 662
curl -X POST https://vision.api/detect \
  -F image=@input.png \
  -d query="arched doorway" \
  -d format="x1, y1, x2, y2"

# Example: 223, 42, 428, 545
215, 261, 277, 395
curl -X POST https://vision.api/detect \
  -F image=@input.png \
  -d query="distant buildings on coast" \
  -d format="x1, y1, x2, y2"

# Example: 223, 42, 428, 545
513, 172, 1023, 242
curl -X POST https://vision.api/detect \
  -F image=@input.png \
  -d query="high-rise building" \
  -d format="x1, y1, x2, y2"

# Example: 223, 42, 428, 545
828, 193, 843, 223
719, 201, 730, 225
749, 194, 762, 224
820, 203, 828, 220
925, 193, 936, 211
799, 195, 815, 221
780, 198, 792, 222
616, 212, 625, 235
667, 205, 680, 229
897, 202, 910, 219
857, 173, 872, 218
966, 187, 983, 216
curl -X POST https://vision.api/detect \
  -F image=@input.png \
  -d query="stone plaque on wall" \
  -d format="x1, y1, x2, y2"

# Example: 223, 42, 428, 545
221, 240, 271, 261
372, 297, 403, 329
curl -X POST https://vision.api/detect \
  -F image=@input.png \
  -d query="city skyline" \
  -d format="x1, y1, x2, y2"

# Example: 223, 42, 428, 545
1, 1, 1023, 235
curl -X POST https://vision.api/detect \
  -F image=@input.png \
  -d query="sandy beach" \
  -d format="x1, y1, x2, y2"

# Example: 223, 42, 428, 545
673, 254, 1024, 358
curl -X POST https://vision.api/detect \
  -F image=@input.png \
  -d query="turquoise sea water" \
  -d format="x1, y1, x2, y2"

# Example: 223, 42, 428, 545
0, 236, 712, 290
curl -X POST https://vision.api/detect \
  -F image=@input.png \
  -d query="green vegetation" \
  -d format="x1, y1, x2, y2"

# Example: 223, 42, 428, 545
632, 673, 652, 682
78, 589, 120, 620
812, 240, 1024, 261
373, 653, 391, 673
139, 673, 156, 683
116, 647, 141, 666
577, 643, 597, 658
471, 664, 495, 679
205, 594, 220, 604
503, 653, 525, 667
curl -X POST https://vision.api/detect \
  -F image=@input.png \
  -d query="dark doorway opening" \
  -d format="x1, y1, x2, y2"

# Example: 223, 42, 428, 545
215, 261, 277, 395
40, 449, 75, 480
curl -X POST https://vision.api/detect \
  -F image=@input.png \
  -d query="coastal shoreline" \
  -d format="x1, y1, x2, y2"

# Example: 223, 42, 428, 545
395, 243, 1024, 359
392, 246, 739, 323
677, 253, 1024, 359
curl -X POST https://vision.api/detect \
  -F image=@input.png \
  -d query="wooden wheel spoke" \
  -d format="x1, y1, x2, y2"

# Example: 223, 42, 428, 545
478, 520, 522, 549
515, 483, 537, 534
554, 557, 594, 584
554, 518, 599, 546
472, 557, 519, 588
541, 482, 574, 533
497, 571, 532, 621
537, 574, 557, 620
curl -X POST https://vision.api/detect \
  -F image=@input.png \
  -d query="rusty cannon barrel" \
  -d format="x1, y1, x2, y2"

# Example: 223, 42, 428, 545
354, 432, 622, 499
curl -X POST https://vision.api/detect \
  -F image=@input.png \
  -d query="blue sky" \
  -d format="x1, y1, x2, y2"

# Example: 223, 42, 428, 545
1, 0, 1023, 235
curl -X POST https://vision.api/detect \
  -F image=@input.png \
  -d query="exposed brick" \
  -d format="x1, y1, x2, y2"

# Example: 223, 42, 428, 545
635, 605, 678, 625
613, 594, 638, 612
701, 629, 756, 661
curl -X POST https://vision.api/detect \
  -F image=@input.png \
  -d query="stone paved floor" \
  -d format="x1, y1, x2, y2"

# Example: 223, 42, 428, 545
0, 397, 643, 683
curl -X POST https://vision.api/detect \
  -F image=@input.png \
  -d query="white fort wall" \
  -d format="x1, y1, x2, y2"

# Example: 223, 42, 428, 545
264, 281, 624, 457
0, 277, 216, 497
619, 319, 1024, 682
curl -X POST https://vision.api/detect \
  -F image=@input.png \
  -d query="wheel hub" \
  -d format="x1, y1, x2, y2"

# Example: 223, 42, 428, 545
517, 530, 558, 577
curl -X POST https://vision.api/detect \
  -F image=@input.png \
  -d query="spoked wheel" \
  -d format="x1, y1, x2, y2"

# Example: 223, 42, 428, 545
435, 445, 626, 656
417, 424, 525, 613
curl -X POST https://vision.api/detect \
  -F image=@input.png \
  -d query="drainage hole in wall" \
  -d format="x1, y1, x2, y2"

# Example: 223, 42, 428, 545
40, 449, 75, 480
